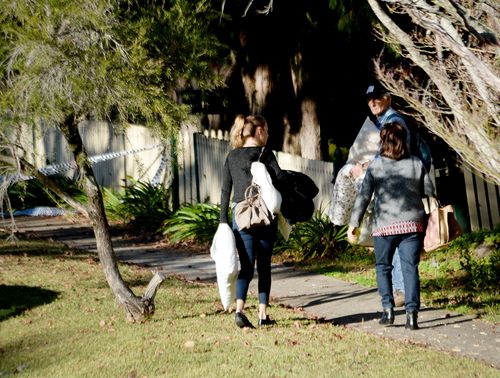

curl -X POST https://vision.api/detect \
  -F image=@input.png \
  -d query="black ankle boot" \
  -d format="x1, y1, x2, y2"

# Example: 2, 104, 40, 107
379, 308, 395, 325
235, 312, 255, 329
405, 311, 419, 330
258, 316, 276, 327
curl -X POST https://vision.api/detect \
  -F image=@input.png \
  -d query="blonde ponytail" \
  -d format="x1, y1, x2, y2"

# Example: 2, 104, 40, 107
230, 114, 246, 148
229, 114, 267, 148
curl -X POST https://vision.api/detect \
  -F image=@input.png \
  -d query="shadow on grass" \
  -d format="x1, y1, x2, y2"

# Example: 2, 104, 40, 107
0, 239, 89, 258
0, 285, 60, 321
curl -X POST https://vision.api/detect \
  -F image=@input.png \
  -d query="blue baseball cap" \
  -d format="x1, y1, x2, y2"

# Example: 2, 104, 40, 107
366, 84, 390, 99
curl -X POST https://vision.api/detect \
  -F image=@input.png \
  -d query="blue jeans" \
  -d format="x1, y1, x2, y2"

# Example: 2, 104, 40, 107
392, 249, 404, 292
232, 217, 277, 305
373, 233, 422, 312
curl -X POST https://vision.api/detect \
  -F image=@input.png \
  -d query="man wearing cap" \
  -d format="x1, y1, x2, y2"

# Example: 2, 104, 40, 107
365, 83, 410, 146
329, 83, 407, 307
364, 84, 412, 307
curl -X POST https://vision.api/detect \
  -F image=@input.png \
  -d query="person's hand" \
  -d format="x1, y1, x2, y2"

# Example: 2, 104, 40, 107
347, 226, 358, 244
350, 163, 364, 179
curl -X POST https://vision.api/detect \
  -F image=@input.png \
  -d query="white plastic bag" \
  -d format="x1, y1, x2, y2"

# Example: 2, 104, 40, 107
250, 161, 282, 215
210, 223, 239, 311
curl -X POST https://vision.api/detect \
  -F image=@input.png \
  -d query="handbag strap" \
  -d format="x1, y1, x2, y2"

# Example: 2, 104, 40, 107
258, 146, 265, 162
251, 147, 266, 188
426, 197, 441, 214
244, 184, 262, 202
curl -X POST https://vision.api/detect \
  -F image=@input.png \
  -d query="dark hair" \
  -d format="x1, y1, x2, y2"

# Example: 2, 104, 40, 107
380, 122, 409, 160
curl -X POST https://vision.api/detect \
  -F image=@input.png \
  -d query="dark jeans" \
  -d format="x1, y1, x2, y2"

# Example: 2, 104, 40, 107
232, 217, 277, 305
373, 233, 422, 312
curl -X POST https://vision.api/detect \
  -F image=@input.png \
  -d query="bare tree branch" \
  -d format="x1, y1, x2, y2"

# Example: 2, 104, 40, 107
0, 153, 89, 216
241, 0, 273, 17
367, 0, 500, 185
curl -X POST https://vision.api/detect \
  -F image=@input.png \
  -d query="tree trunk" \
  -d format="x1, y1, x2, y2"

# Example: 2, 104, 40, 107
59, 116, 164, 322
234, 19, 323, 160
299, 98, 321, 160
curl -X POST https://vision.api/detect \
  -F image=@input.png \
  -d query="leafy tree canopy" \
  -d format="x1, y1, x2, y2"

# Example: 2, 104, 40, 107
0, 0, 224, 138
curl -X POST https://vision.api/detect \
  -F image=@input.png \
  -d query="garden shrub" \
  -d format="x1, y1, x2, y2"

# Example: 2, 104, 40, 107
5, 176, 85, 211
109, 180, 172, 231
162, 202, 220, 244
274, 211, 347, 259
450, 228, 500, 292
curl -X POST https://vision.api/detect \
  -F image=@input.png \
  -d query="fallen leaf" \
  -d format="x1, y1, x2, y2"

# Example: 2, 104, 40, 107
16, 364, 29, 373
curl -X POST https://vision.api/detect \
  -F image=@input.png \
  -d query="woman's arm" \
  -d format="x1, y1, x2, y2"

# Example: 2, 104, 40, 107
219, 158, 232, 223
262, 147, 285, 182
349, 167, 375, 228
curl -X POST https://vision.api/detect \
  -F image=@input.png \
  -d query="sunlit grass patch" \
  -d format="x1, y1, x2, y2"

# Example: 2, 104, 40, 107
1, 237, 498, 377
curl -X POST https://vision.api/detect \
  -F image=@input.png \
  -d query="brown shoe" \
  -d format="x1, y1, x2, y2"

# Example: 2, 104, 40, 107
394, 291, 405, 307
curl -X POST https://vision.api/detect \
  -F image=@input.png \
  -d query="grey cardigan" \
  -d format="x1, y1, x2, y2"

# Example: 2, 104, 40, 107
349, 155, 435, 231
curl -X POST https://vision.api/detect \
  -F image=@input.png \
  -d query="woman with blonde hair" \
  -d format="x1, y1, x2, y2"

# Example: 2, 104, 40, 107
220, 114, 284, 328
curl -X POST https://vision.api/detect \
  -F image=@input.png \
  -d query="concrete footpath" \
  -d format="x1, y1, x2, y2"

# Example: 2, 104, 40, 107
4, 216, 499, 369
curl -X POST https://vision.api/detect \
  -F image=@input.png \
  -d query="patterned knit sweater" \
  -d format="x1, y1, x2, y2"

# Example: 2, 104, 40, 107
349, 155, 435, 236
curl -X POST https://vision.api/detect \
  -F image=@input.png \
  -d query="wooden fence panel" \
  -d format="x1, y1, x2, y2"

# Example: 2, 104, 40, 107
188, 134, 334, 215
194, 133, 231, 204
178, 124, 198, 204
486, 181, 500, 228
463, 166, 499, 231
19, 122, 166, 191
188, 134, 498, 232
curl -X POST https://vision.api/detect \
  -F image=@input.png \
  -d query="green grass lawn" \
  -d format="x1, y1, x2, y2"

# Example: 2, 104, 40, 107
1, 238, 498, 377
282, 238, 499, 324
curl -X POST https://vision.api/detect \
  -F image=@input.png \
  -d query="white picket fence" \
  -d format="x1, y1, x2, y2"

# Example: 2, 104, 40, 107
16, 121, 169, 190
177, 131, 334, 214
14, 121, 498, 231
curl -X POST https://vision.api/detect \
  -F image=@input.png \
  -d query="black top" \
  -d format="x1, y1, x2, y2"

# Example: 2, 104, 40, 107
219, 146, 284, 223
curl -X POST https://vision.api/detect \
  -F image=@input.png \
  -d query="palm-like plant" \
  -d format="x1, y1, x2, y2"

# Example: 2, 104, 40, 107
275, 212, 348, 259
117, 180, 171, 231
162, 203, 220, 245
102, 187, 129, 223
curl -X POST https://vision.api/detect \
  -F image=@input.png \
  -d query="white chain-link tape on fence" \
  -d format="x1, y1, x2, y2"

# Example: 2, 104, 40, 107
2, 143, 167, 185
151, 149, 169, 187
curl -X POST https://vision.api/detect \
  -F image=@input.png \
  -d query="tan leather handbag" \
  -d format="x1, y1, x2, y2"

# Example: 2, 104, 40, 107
424, 199, 462, 252
234, 184, 272, 231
